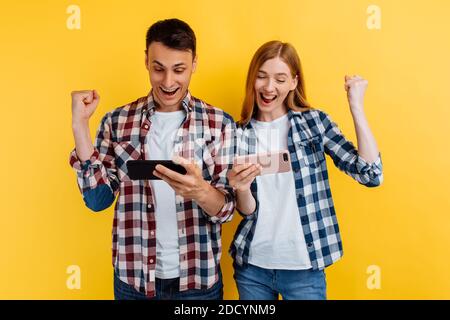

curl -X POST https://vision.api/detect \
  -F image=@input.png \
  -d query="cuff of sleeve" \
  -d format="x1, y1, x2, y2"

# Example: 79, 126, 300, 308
208, 189, 235, 223
69, 148, 100, 171
356, 152, 383, 178
236, 196, 258, 220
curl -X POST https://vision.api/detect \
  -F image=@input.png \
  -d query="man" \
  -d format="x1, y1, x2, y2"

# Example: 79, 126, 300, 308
69, 19, 236, 299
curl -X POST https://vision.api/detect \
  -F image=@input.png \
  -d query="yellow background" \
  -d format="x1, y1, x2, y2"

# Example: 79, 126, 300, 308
1, 0, 449, 299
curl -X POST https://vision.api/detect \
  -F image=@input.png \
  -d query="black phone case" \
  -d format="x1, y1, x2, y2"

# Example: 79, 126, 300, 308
126, 160, 187, 180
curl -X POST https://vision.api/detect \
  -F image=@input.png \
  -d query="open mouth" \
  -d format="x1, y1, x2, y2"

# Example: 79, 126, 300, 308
160, 87, 180, 97
259, 92, 277, 104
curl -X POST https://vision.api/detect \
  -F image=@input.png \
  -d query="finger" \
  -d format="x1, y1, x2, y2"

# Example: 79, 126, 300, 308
238, 165, 260, 180
153, 170, 185, 189
155, 164, 187, 183
240, 171, 260, 185
232, 163, 253, 174
345, 77, 359, 85
346, 79, 366, 89
172, 155, 197, 174
345, 79, 359, 90
82, 91, 94, 104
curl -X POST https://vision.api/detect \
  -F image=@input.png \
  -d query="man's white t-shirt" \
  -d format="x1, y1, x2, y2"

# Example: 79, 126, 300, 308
147, 110, 186, 279
248, 114, 312, 270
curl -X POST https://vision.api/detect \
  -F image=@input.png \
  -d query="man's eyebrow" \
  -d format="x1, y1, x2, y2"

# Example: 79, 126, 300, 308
152, 60, 164, 67
152, 60, 186, 68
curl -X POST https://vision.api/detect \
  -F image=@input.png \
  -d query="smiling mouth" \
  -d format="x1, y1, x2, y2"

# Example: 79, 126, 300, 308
260, 92, 277, 104
160, 87, 180, 96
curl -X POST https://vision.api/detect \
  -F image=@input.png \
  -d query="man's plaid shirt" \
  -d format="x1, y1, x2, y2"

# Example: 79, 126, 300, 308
69, 91, 235, 297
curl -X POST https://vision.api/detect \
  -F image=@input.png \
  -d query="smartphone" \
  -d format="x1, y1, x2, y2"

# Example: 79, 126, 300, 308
233, 150, 291, 175
126, 160, 187, 180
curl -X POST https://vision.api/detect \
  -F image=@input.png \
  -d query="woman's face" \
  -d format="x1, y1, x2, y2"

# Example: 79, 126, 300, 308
254, 57, 298, 119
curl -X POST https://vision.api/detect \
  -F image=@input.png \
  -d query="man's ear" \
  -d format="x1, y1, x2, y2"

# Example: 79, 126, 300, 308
144, 50, 149, 71
192, 55, 198, 73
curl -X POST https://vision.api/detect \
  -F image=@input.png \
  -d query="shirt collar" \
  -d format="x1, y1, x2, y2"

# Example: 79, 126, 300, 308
145, 89, 193, 114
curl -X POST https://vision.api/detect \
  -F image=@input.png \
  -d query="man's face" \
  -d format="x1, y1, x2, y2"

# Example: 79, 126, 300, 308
145, 42, 197, 110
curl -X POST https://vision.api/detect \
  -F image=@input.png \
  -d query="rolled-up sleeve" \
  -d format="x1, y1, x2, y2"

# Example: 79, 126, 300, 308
319, 110, 383, 187
69, 112, 120, 211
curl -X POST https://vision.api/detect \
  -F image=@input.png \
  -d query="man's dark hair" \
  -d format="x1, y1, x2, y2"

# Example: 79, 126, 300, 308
146, 19, 196, 57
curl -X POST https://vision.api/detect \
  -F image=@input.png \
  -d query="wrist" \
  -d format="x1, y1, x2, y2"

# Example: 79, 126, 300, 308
195, 180, 213, 203
236, 188, 252, 197
72, 119, 89, 132
350, 106, 365, 119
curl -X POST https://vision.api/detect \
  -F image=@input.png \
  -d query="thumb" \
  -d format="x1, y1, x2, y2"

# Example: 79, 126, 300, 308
92, 90, 100, 101
82, 91, 94, 104
172, 155, 197, 173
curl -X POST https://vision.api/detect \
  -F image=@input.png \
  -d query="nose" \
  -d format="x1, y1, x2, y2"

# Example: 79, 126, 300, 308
162, 71, 174, 88
263, 78, 275, 93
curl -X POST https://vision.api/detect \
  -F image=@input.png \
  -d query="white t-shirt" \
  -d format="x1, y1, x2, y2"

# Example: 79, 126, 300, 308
248, 113, 312, 270
147, 110, 186, 279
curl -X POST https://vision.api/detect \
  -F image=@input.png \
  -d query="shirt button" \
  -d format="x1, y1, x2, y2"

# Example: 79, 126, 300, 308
149, 259, 154, 264
307, 243, 313, 248
144, 124, 149, 129
147, 204, 152, 209
122, 143, 127, 148
150, 231, 154, 236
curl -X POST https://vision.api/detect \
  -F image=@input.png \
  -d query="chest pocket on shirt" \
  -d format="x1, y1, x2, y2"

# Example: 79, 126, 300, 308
112, 140, 141, 181
296, 135, 325, 169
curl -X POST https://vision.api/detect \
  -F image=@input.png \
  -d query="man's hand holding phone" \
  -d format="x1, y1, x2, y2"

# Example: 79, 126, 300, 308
152, 156, 210, 201
151, 155, 227, 217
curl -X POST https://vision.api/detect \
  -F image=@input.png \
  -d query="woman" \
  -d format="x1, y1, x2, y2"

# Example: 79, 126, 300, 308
228, 41, 383, 300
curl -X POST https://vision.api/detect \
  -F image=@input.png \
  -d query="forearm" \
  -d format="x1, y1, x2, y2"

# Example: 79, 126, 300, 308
236, 189, 256, 216
351, 108, 380, 163
195, 182, 228, 217
72, 120, 95, 162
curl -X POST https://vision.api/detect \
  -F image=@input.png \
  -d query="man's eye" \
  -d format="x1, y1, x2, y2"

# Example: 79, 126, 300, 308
174, 69, 185, 73
153, 68, 163, 72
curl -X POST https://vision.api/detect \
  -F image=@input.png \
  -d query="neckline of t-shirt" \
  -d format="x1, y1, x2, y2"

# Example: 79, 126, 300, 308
252, 113, 289, 127
154, 110, 186, 117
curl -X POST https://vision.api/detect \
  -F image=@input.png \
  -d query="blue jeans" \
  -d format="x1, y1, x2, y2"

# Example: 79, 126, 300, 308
233, 262, 326, 300
114, 269, 223, 300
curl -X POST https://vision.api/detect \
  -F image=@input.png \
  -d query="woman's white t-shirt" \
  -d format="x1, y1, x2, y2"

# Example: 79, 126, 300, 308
248, 114, 312, 270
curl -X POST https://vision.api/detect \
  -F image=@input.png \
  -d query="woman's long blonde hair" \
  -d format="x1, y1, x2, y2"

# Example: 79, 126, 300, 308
239, 41, 312, 126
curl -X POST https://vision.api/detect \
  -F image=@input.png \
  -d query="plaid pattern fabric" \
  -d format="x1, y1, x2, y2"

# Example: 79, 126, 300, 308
229, 109, 383, 270
69, 91, 236, 297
